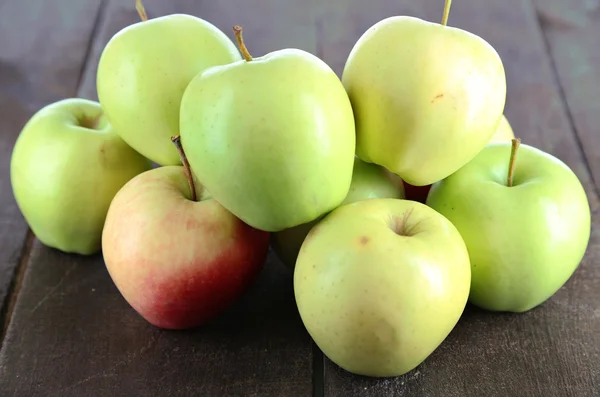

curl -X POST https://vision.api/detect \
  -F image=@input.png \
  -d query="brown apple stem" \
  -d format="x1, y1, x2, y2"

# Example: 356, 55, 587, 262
507, 138, 521, 187
171, 135, 197, 202
441, 0, 452, 26
233, 25, 253, 61
136, 0, 148, 21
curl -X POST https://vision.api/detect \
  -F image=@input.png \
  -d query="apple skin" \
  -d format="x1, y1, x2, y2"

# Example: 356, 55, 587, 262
102, 166, 270, 330
272, 157, 404, 268
490, 114, 515, 143
97, 14, 241, 166
403, 114, 515, 203
342, 16, 506, 186
294, 198, 471, 377
10, 98, 152, 255
426, 142, 591, 312
180, 48, 356, 232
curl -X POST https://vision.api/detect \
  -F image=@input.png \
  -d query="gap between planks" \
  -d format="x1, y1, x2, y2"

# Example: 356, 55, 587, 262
75, 0, 109, 94
0, 230, 34, 348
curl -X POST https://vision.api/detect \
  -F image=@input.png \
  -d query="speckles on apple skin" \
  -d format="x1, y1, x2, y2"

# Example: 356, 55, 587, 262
431, 93, 445, 103
98, 143, 107, 167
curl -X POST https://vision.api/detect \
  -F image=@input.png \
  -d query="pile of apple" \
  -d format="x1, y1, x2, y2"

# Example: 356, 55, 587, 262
10, 0, 591, 378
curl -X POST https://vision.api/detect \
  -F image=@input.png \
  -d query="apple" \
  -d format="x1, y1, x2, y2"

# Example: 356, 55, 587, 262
180, 26, 356, 232
403, 114, 515, 203
10, 98, 152, 255
294, 198, 471, 377
490, 114, 515, 143
102, 158, 270, 330
426, 139, 591, 312
342, 0, 506, 186
97, 1, 241, 166
272, 157, 404, 268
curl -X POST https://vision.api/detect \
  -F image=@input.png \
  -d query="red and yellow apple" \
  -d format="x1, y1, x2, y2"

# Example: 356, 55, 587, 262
102, 165, 270, 330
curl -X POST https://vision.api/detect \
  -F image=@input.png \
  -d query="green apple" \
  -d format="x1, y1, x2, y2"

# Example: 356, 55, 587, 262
10, 98, 152, 255
294, 198, 471, 377
272, 156, 404, 268
180, 26, 356, 232
342, 0, 506, 186
97, 4, 241, 166
426, 140, 591, 312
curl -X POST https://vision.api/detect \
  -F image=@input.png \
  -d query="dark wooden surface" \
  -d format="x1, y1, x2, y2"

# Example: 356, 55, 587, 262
0, 0, 105, 339
0, 0, 599, 396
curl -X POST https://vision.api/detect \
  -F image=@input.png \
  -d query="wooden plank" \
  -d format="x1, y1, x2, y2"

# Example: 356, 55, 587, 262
319, 1, 600, 395
0, 0, 104, 337
0, 0, 315, 395
0, 243, 312, 396
533, 0, 600, 195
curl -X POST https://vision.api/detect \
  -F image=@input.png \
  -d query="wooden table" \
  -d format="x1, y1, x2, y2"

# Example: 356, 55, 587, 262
1, 1, 599, 396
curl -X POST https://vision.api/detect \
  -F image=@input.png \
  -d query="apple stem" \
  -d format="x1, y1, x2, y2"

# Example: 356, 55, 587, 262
233, 25, 253, 62
441, 0, 452, 26
507, 138, 521, 187
171, 135, 197, 202
136, 0, 148, 21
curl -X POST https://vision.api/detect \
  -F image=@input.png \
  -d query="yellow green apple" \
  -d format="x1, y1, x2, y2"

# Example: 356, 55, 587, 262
180, 26, 355, 232
272, 157, 404, 268
427, 140, 591, 312
342, 1, 506, 186
97, 5, 241, 165
403, 114, 515, 203
10, 98, 152, 255
294, 198, 471, 377
490, 114, 515, 143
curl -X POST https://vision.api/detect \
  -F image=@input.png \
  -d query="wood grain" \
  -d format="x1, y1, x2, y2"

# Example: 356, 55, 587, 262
0, 0, 104, 338
319, 0, 600, 395
0, 243, 312, 396
533, 0, 600, 195
0, 0, 314, 395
